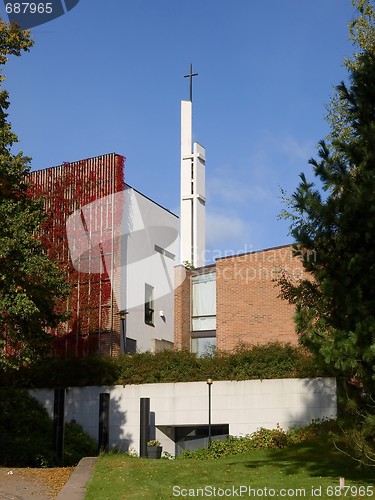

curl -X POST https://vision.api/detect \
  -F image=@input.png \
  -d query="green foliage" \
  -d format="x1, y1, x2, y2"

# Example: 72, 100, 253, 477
327, 0, 375, 147
225, 342, 322, 380
177, 419, 339, 460
0, 388, 97, 467
6, 355, 121, 388
0, 388, 54, 467
147, 440, 161, 447
64, 419, 98, 466
1, 343, 328, 388
349, 0, 375, 55
333, 390, 375, 467
117, 350, 203, 385
0, 20, 70, 369
281, 5, 375, 460
280, 12, 375, 396
337, 418, 375, 468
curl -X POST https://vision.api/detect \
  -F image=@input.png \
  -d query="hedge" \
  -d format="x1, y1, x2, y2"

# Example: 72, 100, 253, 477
1, 343, 332, 388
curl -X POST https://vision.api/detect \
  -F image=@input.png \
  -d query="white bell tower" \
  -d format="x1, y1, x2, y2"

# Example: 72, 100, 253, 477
180, 64, 206, 268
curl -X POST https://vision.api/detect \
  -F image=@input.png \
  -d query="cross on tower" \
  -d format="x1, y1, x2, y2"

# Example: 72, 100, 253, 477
184, 63, 198, 102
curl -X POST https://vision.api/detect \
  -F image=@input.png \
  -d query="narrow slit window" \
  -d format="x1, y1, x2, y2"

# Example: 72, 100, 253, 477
145, 284, 154, 326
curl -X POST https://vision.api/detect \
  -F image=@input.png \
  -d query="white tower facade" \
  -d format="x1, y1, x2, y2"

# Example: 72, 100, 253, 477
180, 99, 206, 268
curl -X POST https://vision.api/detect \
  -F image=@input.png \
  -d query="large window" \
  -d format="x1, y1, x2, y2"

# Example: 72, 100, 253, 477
145, 284, 154, 326
191, 272, 216, 331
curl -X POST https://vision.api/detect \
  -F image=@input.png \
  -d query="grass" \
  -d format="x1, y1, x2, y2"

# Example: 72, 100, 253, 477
85, 440, 375, 499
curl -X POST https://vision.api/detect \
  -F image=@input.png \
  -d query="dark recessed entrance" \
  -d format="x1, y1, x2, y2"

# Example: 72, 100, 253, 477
174, 424, 229, 455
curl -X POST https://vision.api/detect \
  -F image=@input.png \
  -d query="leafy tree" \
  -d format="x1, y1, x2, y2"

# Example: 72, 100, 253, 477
280, 4, 375, 396
0, 20, 69, 369
327, 0, 375, 147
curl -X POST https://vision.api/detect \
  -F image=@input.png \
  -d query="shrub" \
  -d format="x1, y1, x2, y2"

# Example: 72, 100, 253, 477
177, 419, 338, 460
0, 388, 97, 467
0, 388, 54, 467
1, 343, 328, 388
13, 355, 120, 388
333, 395, 375, 468
249, 426, 289, 449
64, 420, 97, 466
147, 440, 161, 447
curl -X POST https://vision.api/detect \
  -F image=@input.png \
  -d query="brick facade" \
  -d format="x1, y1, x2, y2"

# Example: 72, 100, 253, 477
216, 245, 304, 351
174, 245, 307, 352
174, 265, 191, 351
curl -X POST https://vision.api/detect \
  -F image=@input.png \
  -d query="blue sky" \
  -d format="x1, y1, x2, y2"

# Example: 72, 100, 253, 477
3, 0, 356, 260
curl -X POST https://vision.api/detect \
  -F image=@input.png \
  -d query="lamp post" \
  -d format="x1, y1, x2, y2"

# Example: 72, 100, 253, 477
207, 374, 213, 447
118, 310, 128, 354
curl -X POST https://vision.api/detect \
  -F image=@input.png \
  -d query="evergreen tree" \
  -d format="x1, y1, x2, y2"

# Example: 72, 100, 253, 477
327, 0, 375, 147
0, 20, 69, 369
280, 46, 375, 395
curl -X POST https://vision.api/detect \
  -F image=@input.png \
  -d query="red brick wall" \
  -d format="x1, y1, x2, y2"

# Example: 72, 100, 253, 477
174, 265, 191, 350
216, 246, 304, 351
174, 245, 308, 353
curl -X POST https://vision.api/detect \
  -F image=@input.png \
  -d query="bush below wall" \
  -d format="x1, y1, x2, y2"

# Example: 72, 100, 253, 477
177, 419, 339, 459
1, 343, 332, 388
0, 388, 98, 467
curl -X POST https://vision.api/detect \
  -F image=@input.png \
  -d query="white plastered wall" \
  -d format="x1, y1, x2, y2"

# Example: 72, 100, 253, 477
119, 187, 178, 352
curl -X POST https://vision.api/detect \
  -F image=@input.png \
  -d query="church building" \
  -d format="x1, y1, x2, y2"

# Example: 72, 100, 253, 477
28, 66, 304, 358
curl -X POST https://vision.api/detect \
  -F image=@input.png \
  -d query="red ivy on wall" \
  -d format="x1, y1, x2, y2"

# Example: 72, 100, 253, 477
28, 153, 125, 358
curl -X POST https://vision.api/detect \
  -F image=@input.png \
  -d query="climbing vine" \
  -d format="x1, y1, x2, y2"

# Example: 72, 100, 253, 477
28, 153, 124, 357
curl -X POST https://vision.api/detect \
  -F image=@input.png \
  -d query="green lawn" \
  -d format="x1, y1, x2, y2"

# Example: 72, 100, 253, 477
85, 441, 375, 499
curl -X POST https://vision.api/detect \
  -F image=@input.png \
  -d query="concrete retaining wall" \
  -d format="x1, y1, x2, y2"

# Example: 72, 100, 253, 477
30, 377, 336, 456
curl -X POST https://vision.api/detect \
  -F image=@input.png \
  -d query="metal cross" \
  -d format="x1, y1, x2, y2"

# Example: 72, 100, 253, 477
184, 63, 198, 102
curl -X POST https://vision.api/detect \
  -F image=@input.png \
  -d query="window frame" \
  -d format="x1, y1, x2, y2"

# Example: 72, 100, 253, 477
144, 283, 155, 327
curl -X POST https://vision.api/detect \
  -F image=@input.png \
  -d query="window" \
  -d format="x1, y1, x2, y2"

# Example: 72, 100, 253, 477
191, 336, 216, 357
126, 337, 137, 354
145, 284, 154, 326
191, 272, 216, 331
